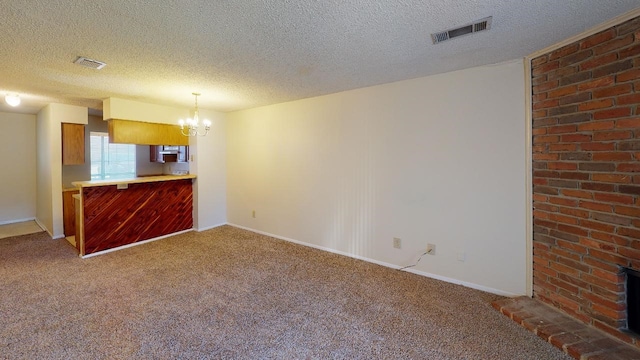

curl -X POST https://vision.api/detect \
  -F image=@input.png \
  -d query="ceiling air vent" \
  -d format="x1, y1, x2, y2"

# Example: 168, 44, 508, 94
73, 56, 107, 70
431, 16, 492, 44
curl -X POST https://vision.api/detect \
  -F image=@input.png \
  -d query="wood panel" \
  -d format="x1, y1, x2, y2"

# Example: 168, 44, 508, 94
62, 189, 79, 236
82, 179, 193, 254
108, 119, 189, 145
62, 123, 85, 165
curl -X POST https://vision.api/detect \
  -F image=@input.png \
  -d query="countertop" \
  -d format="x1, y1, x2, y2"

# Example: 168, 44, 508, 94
72, 174, 196, 188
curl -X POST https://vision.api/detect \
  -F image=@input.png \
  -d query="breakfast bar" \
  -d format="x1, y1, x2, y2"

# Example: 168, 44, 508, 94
72, 174, 196, 257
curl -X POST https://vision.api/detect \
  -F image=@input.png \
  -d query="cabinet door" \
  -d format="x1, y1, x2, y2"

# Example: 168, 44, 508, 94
62, 189, 78, 236
62, 123, 85, 165
150, 145, 160, 163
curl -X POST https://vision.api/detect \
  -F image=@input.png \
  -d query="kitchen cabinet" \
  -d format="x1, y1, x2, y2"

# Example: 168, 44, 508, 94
62, 123, 85, 165
150, 145, 189, 163
62, 188, 79, 237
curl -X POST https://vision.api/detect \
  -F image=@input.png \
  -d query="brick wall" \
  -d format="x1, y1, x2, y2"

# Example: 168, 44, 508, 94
532, 15, 640, 346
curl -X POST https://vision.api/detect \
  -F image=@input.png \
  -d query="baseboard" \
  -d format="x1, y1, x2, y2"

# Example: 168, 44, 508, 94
0, 217, 36, 226
33, 218, 56, 238
81, 228, 194, 259
227, 223, 520, 297
195, 222, 227, 232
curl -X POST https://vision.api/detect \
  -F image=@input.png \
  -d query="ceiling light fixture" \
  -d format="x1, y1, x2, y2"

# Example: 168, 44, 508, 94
179, 93, 211, 137
5, 94, 20, 107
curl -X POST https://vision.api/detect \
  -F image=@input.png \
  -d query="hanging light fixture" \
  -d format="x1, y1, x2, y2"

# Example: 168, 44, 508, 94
5, 94, 21, 107
178, 93, 211, 136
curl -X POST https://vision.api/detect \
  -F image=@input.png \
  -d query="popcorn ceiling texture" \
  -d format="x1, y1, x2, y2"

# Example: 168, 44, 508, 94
0, 226, 572, 359
0, 1, 638, 113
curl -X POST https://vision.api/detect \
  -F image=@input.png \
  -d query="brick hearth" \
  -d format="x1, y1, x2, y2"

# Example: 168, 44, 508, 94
493, 297, 640, 359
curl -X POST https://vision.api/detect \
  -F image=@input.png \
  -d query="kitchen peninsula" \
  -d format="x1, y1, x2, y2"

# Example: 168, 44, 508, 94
72, 174, 196, 257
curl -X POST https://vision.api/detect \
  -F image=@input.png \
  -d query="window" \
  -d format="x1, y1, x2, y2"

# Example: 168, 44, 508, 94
90, 132, 136, 180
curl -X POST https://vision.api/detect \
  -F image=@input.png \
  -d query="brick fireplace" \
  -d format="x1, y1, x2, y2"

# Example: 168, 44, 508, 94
531, 15, 640, 347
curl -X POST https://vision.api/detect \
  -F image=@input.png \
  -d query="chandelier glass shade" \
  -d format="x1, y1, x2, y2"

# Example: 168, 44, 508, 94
179, 93, 211, 137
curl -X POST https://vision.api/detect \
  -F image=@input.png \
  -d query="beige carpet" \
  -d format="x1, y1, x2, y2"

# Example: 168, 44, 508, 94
0, 220, 43, 239
0, 226, 571, 359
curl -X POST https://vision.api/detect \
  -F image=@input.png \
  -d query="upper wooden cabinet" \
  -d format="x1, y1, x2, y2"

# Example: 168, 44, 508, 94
108, 119, 189, 146
62, 123, 85, 165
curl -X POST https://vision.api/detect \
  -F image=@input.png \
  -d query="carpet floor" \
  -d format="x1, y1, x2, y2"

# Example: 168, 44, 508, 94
0, 226, 572, 359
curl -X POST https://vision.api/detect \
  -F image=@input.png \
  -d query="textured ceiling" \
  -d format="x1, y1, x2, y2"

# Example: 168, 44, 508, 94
0, 1, 639, 114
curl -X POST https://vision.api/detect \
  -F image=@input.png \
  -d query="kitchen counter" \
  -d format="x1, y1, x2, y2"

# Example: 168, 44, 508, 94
73, 174, 195, 257
72, 174, 196, 188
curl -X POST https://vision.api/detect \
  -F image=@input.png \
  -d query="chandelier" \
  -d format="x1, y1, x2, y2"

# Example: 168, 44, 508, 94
178, 93, 211, 136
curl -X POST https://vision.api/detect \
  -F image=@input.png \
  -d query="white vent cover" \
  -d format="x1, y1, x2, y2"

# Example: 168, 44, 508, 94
431, 16, 492, 44
73, 56, 107, 70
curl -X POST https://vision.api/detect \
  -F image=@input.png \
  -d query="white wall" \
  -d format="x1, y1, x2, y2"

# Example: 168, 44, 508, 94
226, 60, 527, 295
0, 112, 36, 224
191, 109, 227, 230
36, 103, 87, 238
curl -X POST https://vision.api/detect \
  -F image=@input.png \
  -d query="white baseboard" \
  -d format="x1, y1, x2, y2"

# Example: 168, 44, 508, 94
227, 223, 520, 297
81, 228, 194, 259
196, 222, 227, 232
0, 217, 36, 226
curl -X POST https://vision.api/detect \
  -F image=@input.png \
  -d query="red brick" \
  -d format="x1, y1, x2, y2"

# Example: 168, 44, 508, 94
617, 163, 640, 172
619, 227, 640, 240
547, 162, 577, 171
591, 174, 632, 183
580, 142, 614, 151
615, 205, 640, 217
615, 118, 640, 128
584, 257, 620, 273
547, 124, 577, 134
592, 152, 632, 161
593, 107, 632, 120
532, 128, 547, 135
619, 247, 640, 260
533, 98, 560, 110
551, 247, 582, 261
578, 99, 614, 111
532, 55, 548, 67
549, 143, 577, 151
532, 110, 547, 119
580, 52, 618, 71
561, 134, 592, 142
619, 43, 640, 59
549, 197, 578, 207
617, 94, 640, 105
533, 80, 559, 94
532, 61, 559, 77
581, 29, 615, 49
616, 68, 640, 82
549, 213, 579, 225
549, 43, 580, 60
533, 153, 559, 161
593, 193, 633, 204
559, 172, 590, 180
580, 219, 615, 233
581, 182, 615, 192
590, 231, 631, 246
547, 85, 577, 99
583, 271, 626, 291
593, 33, 634, 55
577, 76, 614, 91
581, 237, 617, 252
533, 135, 559, 144
592, 131, 632, 141
561, 189, 592, 199
592, 84, 633, 98
558, 207, 589, 218
557, 224, 589, 236
579, 201, 613, 212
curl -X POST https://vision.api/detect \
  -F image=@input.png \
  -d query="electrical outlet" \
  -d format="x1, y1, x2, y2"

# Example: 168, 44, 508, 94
426, 244, 436, 255
252, 210, 256, 218
393, 237, 401, 249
